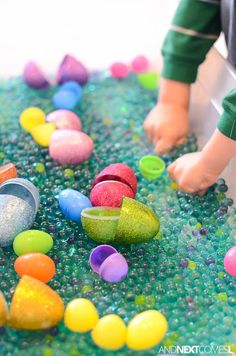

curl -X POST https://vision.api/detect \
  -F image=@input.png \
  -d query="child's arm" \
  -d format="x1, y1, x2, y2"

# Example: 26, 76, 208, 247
168, 89, 236, 194
144, 0, 221, 153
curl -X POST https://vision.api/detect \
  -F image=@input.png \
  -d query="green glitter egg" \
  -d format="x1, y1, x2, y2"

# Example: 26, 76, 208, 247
13, 229, 53, 256
81, 207, 120, 243
137, 72, 159, 90
115, 197, 160, 244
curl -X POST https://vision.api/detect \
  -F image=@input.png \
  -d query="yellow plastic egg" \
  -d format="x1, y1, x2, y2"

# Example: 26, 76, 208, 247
64, 298, 99, 333
19, 107, 46, 133
126, 310, 168, 350
91, 314, 126, 350
0, 291, 8, 326
31, 123, 56, 147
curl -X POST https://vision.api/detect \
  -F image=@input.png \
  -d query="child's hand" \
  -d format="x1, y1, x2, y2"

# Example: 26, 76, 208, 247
167, 152, 218, 194
144, 103, 189, 154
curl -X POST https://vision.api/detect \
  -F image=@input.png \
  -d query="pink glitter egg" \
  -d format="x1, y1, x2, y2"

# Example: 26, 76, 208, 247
131, 55, 149, 73
92, 163, 137, 195
56, 54, 88, 85
110, 62, 129, 79
90, 181, 135, 207
224, 246, 236, 276
23, 61, 49, 89
49, 130, 94, 164
46, 110, 82, 131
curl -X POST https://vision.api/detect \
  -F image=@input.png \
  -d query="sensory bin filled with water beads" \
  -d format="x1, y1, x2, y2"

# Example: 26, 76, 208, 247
0, 70, 236, 355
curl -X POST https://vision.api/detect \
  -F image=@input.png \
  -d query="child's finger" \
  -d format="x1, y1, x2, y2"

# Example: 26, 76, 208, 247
176, 136, 186, 146
155, 139, 173, 154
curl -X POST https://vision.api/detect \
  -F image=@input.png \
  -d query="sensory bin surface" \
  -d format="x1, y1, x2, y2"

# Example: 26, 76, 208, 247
0, 73, 236, 355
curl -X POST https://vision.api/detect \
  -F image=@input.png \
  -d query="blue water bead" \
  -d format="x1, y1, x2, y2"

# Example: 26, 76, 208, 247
58, 189, 92, 223
53, 90, 78, 110
60, 81, 82, 100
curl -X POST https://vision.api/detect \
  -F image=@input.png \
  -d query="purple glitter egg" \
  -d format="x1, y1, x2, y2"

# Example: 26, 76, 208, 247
56, 54, 89, 85
23, 61, 49, 89
89, 244, 117, 273
89, 244, 128, 283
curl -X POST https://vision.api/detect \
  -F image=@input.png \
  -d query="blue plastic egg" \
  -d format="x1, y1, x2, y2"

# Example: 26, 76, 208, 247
59, 189, 92, 223
53, 90, 78, 110
60, 81, 82, 100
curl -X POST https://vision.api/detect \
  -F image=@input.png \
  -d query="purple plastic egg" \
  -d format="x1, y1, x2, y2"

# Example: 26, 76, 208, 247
89, 244, 118, 273
46, 110, 82, 131
99, 253, 128, 283
23, 61, 49, 89
56, 54, 89, 85
49, 130, 94, 164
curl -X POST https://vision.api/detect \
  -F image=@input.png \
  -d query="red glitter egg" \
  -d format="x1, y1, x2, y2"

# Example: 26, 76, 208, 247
90, 181, 135, 207
92, 163, 137, 195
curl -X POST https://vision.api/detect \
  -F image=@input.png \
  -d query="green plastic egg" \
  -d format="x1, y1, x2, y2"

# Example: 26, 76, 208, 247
13, 230, 53, 256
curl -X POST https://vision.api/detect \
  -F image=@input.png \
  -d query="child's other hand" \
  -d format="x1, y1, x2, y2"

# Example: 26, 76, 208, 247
144, 103, 189, 154
167, 152, 218, 194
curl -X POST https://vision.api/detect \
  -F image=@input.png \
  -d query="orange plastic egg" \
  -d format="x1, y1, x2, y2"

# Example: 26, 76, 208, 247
14, 253, 56, 283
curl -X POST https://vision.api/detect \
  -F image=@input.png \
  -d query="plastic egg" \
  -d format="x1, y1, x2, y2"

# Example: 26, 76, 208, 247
31, 123, 56, 147
49, 130, 94, 164
56, 54, 89, 85
92, 163, 137, 195
81, 207, 120, 243
19, 107, 46, 133
46, 110, 82, 131
60, 81, 82, 99
126, 310, 168, 350
90, 180, 135, 207
13, 230, 53, 256
110, 62, 129, 79
137, 72, 159, 90
23, 61, 49, 89
90, 245, 128, 282
59, 189, 92, 223
0, 163, 17, 184
53, 90, 78, 110
0, 291, 8, 327
131, 55, 149, 73
92, 314, 126, 350
64, 298, 99, 332
14, 253, 56, 283
224, 246, 236, 276
0, 178, 40, 247
8, 276, 64, 330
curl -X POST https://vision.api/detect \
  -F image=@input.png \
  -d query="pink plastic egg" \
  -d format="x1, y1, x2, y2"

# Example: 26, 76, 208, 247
131, 55, 149, 73
49, 130, 94, 164
23, 61, 49, 89
56, 54, 88, 85
224, 246, 236, 276
92, 163, 137, 195
90, 180, 135, 207
110, 62, 129, 79
46, 110, 82, 131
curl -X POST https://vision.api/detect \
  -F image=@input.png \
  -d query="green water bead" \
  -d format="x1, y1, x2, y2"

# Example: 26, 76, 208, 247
13, 229, 53, 256
34, 162, 45, 173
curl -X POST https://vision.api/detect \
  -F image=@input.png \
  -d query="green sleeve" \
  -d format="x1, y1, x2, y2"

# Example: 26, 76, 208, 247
218, 89, 236, 140
161, 0, 221, 83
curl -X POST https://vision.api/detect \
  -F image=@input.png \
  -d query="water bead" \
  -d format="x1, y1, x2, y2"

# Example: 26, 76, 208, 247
19, 107, 46, 133
224, 246, 236, 276
91, 314, 126, 350
14, 253, 56, 283
52, 90, 78, 110
23, 61, 50, 90
126, 310, 168, 350
64, 298, 99, 332
8, 276, 64, 330
31, 123, 56, 147
46, 110, 82, 131
59, 189, 92, 223
131, 55, 149, 73
110, 63, 129, 79
90, 180, 135, 207
49, 130, 94, 164
13, 230, 53, 256
0, 163, 18, 184
56, 54, 89, 85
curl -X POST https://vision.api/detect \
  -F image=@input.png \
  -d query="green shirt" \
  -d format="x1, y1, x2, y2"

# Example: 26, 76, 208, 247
161, 0, 236, 140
